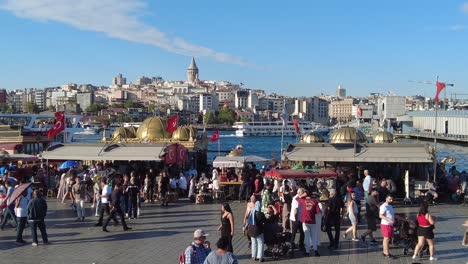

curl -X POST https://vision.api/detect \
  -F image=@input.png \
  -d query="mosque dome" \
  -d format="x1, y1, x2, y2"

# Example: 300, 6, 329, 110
373, 131, 394, 144
111, 127, 136, 140
301, 132, 325, 143
329, 127, 367, 144
126, 126, 138, 136
186, 125, 198, 140
136, 116, 171, 140
172, 126, 190, 141
0, 150, 9, 156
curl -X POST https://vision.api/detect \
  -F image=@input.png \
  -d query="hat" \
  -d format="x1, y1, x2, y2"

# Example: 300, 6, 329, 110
193, 229, 209, 238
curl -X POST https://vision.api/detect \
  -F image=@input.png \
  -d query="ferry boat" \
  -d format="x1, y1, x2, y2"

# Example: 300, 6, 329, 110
0, 113, 85, 143
232, 121, 330, 137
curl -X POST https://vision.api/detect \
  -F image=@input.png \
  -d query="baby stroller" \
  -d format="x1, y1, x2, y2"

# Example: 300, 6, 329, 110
264, 231, 292, 260
399, 218, 429, 256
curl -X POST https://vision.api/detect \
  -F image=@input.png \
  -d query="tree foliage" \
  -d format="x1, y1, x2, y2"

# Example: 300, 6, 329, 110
85, 103, 107, 113
218, 107, 237, 124
24, 102, 40, 114
203, 111, 217, 124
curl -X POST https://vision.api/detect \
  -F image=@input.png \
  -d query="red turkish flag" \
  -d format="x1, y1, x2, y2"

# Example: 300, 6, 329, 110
47, 111, 65, 138
166, 114, 178, 133
293, 120, 300, 133
357, 105, 363, 117
210, 130, 220, 142
434, 81, 446, 103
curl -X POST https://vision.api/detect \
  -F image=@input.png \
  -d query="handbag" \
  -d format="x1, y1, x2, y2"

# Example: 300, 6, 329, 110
248, 223, 260, 237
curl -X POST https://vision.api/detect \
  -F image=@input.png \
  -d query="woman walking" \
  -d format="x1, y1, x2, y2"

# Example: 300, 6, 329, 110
343, 191, 360, 241
248, 201, 266, 262
218, 203, 234, 253
413, 203, 437, 261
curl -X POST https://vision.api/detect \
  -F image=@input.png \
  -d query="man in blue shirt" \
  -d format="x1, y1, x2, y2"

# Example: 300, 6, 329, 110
184, 229, 211, 264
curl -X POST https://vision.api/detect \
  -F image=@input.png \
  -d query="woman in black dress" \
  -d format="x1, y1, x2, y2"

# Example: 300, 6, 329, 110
218, 202, 234, 253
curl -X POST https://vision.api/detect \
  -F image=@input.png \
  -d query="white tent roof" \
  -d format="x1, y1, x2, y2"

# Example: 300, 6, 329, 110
213, 155, 269, 168
40, 143, 164, 161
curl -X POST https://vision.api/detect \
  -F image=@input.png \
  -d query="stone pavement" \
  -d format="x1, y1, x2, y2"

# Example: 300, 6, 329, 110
0, 198, 467, 264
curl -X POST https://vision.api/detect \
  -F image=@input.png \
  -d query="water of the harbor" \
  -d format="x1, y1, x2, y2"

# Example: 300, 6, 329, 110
73, 130, 467, 171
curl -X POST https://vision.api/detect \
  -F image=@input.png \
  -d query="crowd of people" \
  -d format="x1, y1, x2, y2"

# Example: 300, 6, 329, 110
1, 159, 466, 263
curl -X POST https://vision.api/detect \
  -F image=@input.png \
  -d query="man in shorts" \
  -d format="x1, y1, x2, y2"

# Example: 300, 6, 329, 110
361, 188, 379, 245
379, 194, 396, 259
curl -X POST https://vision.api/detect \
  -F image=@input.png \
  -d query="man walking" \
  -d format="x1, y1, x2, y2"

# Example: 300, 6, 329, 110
95, 178, 114, 227
184, 229, 211, 264
72, 176, 86, 222
102, 183, 131, 232
239, 170, 250, 202
27, 190, 49, 246
379, 194, 396, 259
361, 188, 379, 245
326, 189, 344, 249
289, 188, 305, 255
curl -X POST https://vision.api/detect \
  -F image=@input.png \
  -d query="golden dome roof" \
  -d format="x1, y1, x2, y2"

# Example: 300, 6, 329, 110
126, 126, 138, 135
329, 127, 367, 144
301, 132, 325, 143
187, 126, 198, 139
373, 131, 394, 144
0, 150, 9, 156
172, 126, 190, 141
111, 127, 136, 140
136, 116, 171, 140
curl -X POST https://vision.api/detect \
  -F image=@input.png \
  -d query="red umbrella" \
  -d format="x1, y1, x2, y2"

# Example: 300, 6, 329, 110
7, 182, 32, 205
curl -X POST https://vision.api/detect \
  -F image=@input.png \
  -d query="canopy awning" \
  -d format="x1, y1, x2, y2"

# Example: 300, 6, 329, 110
264, 169, 337, 180
213, 155, 269, 168
284, 143, 433, 163
0, 154, 39, 162
40, 143, 164, 161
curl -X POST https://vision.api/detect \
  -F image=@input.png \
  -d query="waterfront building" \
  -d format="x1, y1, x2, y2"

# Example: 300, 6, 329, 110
293, 97, 329, 125
0, 89, 6, 104
377, 96, 406, 122
76, 92, 94, 113
199, 93, 219, 112
329, 98, 354, 122
407, 110, 468, 136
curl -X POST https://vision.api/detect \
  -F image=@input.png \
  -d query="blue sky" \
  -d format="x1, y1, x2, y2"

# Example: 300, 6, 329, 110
0, 0, 467, 98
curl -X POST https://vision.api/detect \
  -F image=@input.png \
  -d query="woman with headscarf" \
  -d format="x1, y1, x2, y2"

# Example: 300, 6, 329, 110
248, 201, 266, 262
218, 203, 234, 253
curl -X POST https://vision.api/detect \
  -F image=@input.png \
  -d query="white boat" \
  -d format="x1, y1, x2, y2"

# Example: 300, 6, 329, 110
123, 122, 141, 128
0, 113, 85, 143
233, 121, 329, 137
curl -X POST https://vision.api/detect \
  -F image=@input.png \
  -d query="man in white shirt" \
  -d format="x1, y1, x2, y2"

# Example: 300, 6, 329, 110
95, 178, 113, 227
379, 194, 396, 259
362, 170, 372, 202
289, 188, 305, 255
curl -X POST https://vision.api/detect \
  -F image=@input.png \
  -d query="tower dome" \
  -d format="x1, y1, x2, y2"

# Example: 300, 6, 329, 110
187, 57, 199, 84
329, 127, 367, 144
172, 126, 190, 141
111, 127, 136, 140
373, 131, 394, 144
136, 116, 171, 140
301, 132, 325, 143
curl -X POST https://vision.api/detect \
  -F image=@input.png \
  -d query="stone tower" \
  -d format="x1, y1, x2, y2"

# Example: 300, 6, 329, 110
187, 57, 199, 84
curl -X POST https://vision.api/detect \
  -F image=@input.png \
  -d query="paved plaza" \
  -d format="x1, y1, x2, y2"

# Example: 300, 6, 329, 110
0, 198, 467, 264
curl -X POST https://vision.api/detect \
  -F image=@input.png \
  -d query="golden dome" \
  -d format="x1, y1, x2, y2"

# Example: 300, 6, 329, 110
329, 127, 367, 144
172, 126, 190, 141
373, 131, 394, 144
0, 150, 9, 156
126, 126, 138, 135
187, 125, 198, 139
136, 116, 171, 140
111, 127, 136, 140
301, 132, 325, 143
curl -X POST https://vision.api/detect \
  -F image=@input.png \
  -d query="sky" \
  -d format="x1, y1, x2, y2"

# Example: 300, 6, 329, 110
0, 0, 467, 98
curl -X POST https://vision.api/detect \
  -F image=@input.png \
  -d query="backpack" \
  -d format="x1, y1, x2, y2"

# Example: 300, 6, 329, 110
178, 245, 197, 264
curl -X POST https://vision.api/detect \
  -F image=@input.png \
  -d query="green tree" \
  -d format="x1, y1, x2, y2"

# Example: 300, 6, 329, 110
124, 101, 137, 109
147, 104, 158, 113
0, 103, 8, 113
203, 111, 217, 124
24, 102, 40, 113
239, 117, 251, 122
218, 107, 237, 124
111, 103, 124, 108
85, 104, 99, 113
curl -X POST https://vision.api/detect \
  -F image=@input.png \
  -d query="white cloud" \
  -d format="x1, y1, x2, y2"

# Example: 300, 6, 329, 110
0, 0, 249, 66
449, 24, 466, 31
462, 2, 468, 14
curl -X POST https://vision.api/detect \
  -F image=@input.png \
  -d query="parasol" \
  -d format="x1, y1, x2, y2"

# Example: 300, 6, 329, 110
7, 182, 32, 205
59, 160, 79, 170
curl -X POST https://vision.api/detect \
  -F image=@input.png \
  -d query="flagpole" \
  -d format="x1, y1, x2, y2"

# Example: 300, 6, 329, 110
218, 134, 220, 156
433, 76, 439, 182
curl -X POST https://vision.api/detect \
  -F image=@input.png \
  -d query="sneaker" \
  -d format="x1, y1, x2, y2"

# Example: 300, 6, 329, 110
15, 240, 26, 245
351, 238, 360, 242
430, 256, 437, 261
91, 204, 95, 208
343, 233, 347, 239
32, 243, 38, 247
370, 240, 378, 245
314, 251, 320, 257
360, 235, 366, 243
412, 255, 420, 260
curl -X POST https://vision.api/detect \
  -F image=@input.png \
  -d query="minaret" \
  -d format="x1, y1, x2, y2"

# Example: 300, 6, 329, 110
187, 57, 199, 84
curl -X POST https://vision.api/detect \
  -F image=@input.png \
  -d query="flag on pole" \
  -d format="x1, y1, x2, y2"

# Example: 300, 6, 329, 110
293, 119, 300, 133
166, 114, 178, 133
210, 130, 220, 142
47, 111, 65, 138
357, 105, 363, 117
434, 81, 446, 103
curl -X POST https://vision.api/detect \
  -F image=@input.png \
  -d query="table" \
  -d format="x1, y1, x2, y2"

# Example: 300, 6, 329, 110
219, 182, 242, 200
